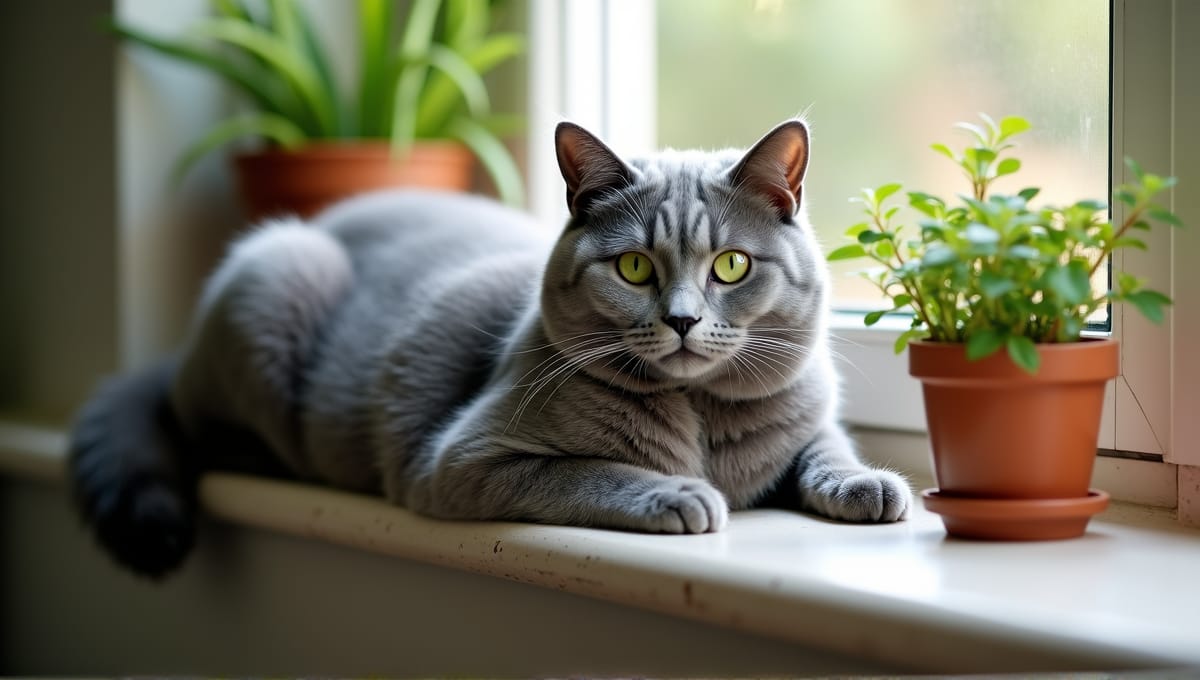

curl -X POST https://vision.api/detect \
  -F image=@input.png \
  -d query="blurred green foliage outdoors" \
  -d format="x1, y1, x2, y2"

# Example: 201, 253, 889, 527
657, 0, 1108, 309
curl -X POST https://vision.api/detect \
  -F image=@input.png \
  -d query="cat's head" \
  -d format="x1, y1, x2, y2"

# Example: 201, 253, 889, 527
541, 119, 830, 398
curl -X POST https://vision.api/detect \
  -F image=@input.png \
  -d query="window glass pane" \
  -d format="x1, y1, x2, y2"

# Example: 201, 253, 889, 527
656, 0, 1110, 313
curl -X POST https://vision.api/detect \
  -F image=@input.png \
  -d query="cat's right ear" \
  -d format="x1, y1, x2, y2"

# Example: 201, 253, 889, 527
555, 122, 635, 216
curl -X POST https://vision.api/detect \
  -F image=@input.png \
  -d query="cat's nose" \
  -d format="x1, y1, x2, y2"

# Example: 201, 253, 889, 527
663, 315, 701, 337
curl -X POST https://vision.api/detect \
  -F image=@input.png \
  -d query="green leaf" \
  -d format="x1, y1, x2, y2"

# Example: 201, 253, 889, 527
930, 143, 956, 161
827, 244, 867, 261
1124, 290, 1172, 323
875, 240, 895, 258
864, 310, 888, 327
1044, 260, 1092, 305
965, 223, 1000, 246
844, 223, 870, 237
979, 271, 1017, 297
1006, 335, 1040, 374
108, 20, 285, 116
892, 294, 913, 308
358, 0, 394, 136
857, 231, 888, 244
999, 116, 1032, 139
954, 121, 989, 145
1114, 189, 1137, 206
920, 245, 957, 267
995, 157, 1021, 177
390, 59, 429, 151
1074, 199, 1107, 211
966, 329, 1005, 361
171, 112, 307, 184
875, 182, 903, 202
447, 116, 525, 206
1125, 156, 1146, 180
1008, 244, 1041, 260
444, 0, 489, 51
293, 1, 344, 134
425, 44, 491, 118
398, 0, 442, 60
893, 328, 927, 355
1117, 272, 1140, 294
1148, 207, 1184, 227
415, 32, 525, 136
1112, 237, 1147, 250
1017, 187, 1040, 202
191, 18, 336, 135
269, 0, 303, 57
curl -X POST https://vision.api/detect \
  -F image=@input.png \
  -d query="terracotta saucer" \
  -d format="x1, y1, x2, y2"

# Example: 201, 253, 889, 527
922, 489, 1110, 541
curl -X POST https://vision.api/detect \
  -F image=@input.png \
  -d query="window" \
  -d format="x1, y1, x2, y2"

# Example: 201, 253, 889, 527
529, 0, 1197, 508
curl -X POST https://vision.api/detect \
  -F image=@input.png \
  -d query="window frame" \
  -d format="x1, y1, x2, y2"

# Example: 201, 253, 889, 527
529, 0, 1197, 512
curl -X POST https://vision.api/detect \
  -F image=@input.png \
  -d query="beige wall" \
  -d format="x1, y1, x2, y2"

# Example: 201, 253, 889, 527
0, 1, 119, 422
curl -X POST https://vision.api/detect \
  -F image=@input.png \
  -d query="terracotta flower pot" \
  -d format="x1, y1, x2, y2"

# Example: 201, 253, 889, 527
233, 140, 474, 221
909, 338, 1119, 540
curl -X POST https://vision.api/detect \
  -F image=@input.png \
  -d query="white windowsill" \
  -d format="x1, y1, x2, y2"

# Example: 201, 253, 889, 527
2, 421, 1198, 673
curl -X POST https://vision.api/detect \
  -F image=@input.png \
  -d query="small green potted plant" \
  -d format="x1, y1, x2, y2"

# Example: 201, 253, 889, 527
114, 0, 525, 218
829, 115, 1182, 540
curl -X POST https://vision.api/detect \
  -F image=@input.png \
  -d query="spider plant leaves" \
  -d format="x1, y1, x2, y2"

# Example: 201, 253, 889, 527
171, 112, 307, 185
448, 117, 524, 207
358, 0, 394, 137
426, 44, 491, 118
390, 60, 429, 153
107, 20, 283, 116
190, 18, 336, 135
393, 46, 496, 150
399, 0, 442, 61
115, 0, 526, 203
291, 1, 345, 135
416, 32, 526, 136
445, 0, 490, 52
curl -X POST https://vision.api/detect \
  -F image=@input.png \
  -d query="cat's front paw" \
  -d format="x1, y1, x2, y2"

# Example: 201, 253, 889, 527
815, 469, 912, 523
627, 477, 729, 534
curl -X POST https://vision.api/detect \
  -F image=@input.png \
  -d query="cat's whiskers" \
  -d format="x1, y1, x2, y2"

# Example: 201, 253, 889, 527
509, 333, 624, 389
743, 335, 869, 381
729, 351, 771, 396
735, 342, 793, 383
525, 344, 628, 419
751, 326, 868, 350
534, 344, 630, 415
501, 329, 625, 357
506, 341, 628, 431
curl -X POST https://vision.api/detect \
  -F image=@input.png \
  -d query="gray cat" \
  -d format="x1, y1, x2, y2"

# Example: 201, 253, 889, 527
69, 120, 911, 578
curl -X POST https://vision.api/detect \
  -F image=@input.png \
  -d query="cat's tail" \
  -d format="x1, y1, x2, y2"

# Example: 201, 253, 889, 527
68, 358, 198, 579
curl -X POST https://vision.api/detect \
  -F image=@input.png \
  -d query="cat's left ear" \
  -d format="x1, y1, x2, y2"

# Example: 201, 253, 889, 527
555, 122, 636, 216
726, 120, 810, 221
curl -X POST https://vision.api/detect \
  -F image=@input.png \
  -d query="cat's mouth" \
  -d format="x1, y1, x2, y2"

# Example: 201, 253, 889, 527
664, 347, 707, 361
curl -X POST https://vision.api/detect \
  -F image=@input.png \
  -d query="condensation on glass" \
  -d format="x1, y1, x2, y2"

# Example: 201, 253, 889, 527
656, 0, 1110, 313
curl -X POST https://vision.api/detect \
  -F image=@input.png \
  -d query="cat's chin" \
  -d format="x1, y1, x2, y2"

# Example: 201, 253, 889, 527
652, 349, 721, 380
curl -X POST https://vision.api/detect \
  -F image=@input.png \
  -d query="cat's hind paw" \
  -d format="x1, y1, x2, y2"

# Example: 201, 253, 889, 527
818, 469, 912, 523
627, 477, 729, 534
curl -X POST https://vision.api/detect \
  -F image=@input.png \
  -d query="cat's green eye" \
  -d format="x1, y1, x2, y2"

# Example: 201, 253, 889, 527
712, 250, 751, 283
617, 252, 654, 285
